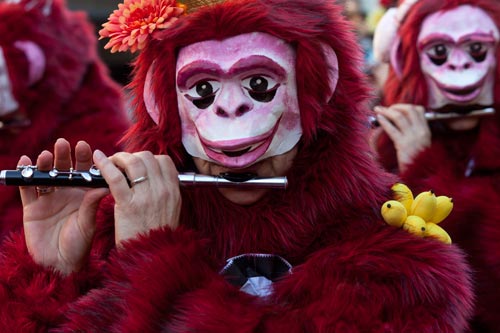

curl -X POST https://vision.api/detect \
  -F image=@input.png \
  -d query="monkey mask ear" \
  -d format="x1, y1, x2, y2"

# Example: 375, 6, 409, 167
144, 63, 159, 124
389, 35, 403, 78
14, 41, 46, 86
0, 47, 19, 117
321, 44, 339, 102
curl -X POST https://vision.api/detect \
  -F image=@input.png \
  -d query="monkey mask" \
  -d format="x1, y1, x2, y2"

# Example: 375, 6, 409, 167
374, 1, 499, 111
174, 32, 301, 169
418, 5, 499, 110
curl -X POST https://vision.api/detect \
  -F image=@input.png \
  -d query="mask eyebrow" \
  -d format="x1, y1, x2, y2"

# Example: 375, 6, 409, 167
457, 32, 499, 45
228, 55, 287, 80
176, 55, 289, 89
177, 60, 223, 89
417, 33, 454, 51
418, 32, 500, 51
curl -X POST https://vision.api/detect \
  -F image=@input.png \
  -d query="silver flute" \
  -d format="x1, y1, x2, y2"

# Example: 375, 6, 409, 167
0, 166, 288, 190
369, 107, 495, 127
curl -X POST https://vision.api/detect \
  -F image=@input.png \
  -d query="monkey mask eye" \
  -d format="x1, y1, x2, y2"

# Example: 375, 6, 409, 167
426, 43, 449, 66
242, 75, 279, 103
467, 42, 488, 62
185, 80, 221, 109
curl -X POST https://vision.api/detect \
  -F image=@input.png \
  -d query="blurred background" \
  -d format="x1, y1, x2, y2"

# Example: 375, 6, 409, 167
67, 0, 134, 85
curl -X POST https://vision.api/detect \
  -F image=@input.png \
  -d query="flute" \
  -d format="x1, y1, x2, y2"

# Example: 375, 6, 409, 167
369, 107, 495, 127
0, 166, 288, 190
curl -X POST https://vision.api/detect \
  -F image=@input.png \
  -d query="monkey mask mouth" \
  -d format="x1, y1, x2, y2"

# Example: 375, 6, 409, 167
197, 118, 281, 168
443, 86, 479, 97
435, 79, 486, 104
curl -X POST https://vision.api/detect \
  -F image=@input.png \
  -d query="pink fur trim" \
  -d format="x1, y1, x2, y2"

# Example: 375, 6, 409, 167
373, 0, 419, 66
373, 8, 398, 63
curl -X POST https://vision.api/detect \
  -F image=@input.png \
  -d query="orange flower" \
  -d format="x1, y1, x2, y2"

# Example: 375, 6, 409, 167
99, 0, 185, 53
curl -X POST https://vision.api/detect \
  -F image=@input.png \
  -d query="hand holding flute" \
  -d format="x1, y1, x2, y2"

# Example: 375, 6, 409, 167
371, 104, 495, 173
16, 138, 289, 274
18, 138, 184, 274
372, 104, 432, 172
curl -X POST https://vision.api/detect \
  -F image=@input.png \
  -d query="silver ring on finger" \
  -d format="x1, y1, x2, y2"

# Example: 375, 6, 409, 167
36, 186, 55, 195
130, 176, 148, 187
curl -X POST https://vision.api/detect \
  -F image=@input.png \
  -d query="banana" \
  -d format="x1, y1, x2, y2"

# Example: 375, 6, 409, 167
381, 200, 407, 228
410, 190, 437, 222
428, 196, 453, 224
402, 215, 427, 237
391, 183, 414, 212
424, 222, 452, 244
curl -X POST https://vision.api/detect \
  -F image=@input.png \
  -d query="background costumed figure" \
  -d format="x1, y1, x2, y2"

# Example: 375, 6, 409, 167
372, 0, 500, 331
0, 0, 474, 331
0, 0, 130, 237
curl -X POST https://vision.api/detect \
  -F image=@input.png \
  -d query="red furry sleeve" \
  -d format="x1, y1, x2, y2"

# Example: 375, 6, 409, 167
0, 231, 105, 331
59, 226, 474, 332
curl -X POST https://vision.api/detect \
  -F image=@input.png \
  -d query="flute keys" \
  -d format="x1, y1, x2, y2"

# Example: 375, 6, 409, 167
89, 165, 101, 177
20, 166, 34, 179
81, 173, 92, 182
42, 168, 93, 182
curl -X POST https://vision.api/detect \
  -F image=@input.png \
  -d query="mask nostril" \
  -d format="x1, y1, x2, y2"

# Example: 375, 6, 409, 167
215, 108, 229, 117
236, 105, 250, 117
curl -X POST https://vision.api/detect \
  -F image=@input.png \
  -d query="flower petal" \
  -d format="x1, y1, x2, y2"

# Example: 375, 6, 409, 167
99, 0, 185, 53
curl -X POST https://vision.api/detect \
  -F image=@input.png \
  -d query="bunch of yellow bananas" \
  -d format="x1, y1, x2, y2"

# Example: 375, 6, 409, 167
380, 183, 453, 244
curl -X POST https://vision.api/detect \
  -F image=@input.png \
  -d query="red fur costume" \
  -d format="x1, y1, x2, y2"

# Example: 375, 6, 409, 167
0, 0, 129, 237
0, 0, 474, 331
373, 0, 500, 331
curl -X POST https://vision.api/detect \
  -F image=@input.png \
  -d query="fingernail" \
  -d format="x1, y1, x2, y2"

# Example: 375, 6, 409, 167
374, 106, 382, 112
93, 149, 106, 162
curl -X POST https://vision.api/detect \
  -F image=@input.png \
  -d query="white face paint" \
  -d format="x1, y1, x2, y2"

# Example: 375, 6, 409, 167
0, 47, 19, 117
418, 5, 499, 109
176, 32, 301, 169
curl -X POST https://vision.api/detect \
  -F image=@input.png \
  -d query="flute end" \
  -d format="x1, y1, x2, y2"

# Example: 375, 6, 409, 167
0, 170, 7, 185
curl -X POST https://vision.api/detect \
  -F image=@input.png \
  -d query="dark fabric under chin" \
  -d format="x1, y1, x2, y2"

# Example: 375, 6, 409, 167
220, 253, 292, 297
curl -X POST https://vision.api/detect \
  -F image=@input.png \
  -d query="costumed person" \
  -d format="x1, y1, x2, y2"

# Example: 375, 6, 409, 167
371, 0, 500, 331
0, 0, 474, 331
0, 0, 130, 238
